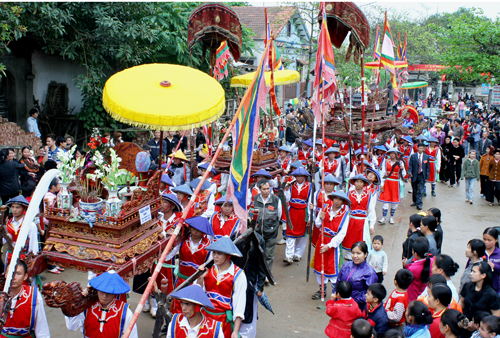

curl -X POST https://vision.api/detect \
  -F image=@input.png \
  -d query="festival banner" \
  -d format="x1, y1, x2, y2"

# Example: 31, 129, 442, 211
380, 13, 399, 102
213, 40, 231, 81
311, 4, 337, 124
226, 40, 271, 229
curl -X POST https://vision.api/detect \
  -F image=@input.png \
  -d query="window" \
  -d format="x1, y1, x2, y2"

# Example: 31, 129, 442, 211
46, 82, 69, 114
287, 21, 291, 37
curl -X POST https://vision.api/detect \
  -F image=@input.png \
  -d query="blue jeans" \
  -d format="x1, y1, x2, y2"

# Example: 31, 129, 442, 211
465, 177, 476, 201
279, 130, 284, 139
459, 109, 464, 118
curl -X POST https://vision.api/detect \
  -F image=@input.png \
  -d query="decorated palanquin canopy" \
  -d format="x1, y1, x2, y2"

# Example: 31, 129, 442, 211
365, 61, 409, 69
187, 2, 242, 66
102, 63, 225, 131
319, 2, 370, 64
230, 70, 300, 88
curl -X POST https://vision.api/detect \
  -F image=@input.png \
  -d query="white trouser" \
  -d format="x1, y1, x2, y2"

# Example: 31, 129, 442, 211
239, 294, 258, 338
316, 274, 337, 286
285, 237, 307, 259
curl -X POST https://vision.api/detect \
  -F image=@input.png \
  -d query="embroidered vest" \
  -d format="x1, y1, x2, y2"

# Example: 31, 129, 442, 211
170, 314, 222, 338
210, 212, 240, 241
83, 300, 128, 338
204, 265, 243, 313
178, 236, 211, 280
290, 182, 311, 210
1, 286, 37, 338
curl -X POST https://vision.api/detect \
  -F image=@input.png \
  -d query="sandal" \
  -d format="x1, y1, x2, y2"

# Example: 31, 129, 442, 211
48, 268, 61, 274
489, 203, 495, 207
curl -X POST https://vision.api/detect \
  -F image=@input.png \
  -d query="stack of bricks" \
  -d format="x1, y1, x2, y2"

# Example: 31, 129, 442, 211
0, 117, 43, 151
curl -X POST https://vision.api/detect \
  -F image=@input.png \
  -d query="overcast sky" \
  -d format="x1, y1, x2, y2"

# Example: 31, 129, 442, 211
255, 1, 500, 19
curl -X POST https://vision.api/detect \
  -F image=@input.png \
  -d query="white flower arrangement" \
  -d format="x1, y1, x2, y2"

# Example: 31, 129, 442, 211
57, 145, 84, 184
88, 148, 135, 191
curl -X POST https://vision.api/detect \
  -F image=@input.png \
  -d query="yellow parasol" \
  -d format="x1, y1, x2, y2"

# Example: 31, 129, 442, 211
103, 63, 225, 131
230, 69, 300, 88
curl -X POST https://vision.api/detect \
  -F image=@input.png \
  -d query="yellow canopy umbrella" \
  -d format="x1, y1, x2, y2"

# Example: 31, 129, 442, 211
103, 63, 225, 131
230, 69, 300, 88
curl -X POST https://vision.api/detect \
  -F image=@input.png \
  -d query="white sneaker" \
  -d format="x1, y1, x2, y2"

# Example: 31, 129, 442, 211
142, 297, 150, 312
150, 297, 158, 318
408, 189, 412, 193
277, 239, 286, 245
389, 217, 395, 224
378, 217, 386, 224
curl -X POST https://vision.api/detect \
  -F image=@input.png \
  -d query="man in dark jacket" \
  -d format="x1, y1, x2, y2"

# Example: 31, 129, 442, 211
147, 130, 166, 163
479, 131, 493, 156
449, 138, 465, 187
408, 143, 430, 210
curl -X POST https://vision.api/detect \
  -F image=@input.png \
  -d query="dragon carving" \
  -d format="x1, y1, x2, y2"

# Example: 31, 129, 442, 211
42, 281, 98, 317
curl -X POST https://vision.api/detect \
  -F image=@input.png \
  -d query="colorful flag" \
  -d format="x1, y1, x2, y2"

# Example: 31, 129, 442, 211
402, 32, 407, 61
311, 4, 337, 124
202, 124, 212, 156
373, 25, 381, 61
226, 40, 271, 230
396, 33, 403, 61
213, 41, 231, 81
265, 9, 284, 71
380, 12, 399, 103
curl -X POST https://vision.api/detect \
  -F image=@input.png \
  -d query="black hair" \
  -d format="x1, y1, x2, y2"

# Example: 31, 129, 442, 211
429, 283, 452, 307
367, 283, 386, 303
468, 239, 487, 260
412, 237, 431, 283
422, 215, 441, 248
417, 142, 425, 148
16, 260, 28, 274
22, 180, 37, 198
29, 108, 38, 116
483, 227, 499, 248
409, 214, 423, 228
0, 149, 8, 164
44, 160, 58, 171
381, 329, 404, 338
427, 207, 441, 224
427, 274, 447, 286
46, 133, 56, 142
472, 261, 494, 288
49, 177, 59, 191
351, 319, 373, 338
441, 309, 469, 337
482, 316, 500, 335
434, 254, 459, 277
407, 301, 433, 325
373, 235, 384, 244
395, 269, 413, 289
21, 146, 31, 155
352, 241, 369, 256
473, 311, 491, 325
56, 136, 66, 147
257, 179, 270, 190
336, 281, 352, 299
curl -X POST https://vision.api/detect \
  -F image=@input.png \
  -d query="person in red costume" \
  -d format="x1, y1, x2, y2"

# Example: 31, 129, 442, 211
167, 285, 224, 338
1, 260, 50, 338
210, 196, 240, 241
197, 237, 247, 338
65, 270, 138, 338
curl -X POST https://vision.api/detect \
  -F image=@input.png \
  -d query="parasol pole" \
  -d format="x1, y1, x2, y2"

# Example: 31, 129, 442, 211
122, 41, 275, 338
360, 52, 366, 173
367, 61, 382, 156
158, 131, 164, 168
320, 71, 326, 302
306, 117, 317, 283
162, 129, 188, 174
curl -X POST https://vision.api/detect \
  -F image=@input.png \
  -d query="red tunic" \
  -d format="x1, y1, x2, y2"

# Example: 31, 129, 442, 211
1, 285, 37, 338
378, 160, 401, 204
83, 299, 129, 338
343, 189, 370, 250
384, 290, 409, 327
210, 212, 240, 241
339, 141, 349, 157
399, 144, 412, 170
6, 217, 28, 265
311, 190, 332, 246
376, 155, 385, 169
425, 147, 439, 182
429, 308, 446, 338
157, 212, 182, 295
202, 265, 244, 338
277, 156, 291, 172
171, 235, 211, 314
286, 181, 311, 238
323, 158, 339, 175
170, 313, 223, 338
297, 148, 312, 165
325, 298, 363, 338
314, 205, 349, 277
314, 150, 324, 164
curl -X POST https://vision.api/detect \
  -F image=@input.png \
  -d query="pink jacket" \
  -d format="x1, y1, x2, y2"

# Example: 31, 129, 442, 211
406, 256, 435, 302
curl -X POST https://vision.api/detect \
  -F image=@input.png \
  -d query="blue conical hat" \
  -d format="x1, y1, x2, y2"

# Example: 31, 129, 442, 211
89, 270, 130, 295
171, 184, 194, 196
161, 174, 174, 186
185, 216, 214, 237
290, 167, 311, 177
348, 174, 371, 185
160, 193, 182, 213
169, 285, 214, 309
327, 190, 351, 206
190, 178, 211, 191
6, 196, 29, 208
324, 174, 340, 184
214, 195, 233, 205
205, 236, 242, 257
251, 169, 272, 178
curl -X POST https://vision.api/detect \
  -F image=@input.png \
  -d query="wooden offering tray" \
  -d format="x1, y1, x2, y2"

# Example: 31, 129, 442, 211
43, 171, 163, 265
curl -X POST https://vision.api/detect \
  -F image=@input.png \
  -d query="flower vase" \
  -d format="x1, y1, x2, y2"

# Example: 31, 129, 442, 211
79, 198, 103, 223
106, 189, 122, 217
57, 183, 73, 210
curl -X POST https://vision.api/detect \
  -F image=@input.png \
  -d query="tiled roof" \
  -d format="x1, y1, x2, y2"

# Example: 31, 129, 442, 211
232, 6, 297, 40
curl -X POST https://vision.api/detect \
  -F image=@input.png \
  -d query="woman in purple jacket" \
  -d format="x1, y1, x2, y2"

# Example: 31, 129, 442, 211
483, 227, 500, 294
337, 241, 378, 310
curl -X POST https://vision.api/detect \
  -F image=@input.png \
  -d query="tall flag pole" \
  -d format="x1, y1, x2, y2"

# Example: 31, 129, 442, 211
226, 39, 273, 230
266, 8, 282, 122
372, 24, 381, 82
379, 12, 399, 104
311, 3, 337, 125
